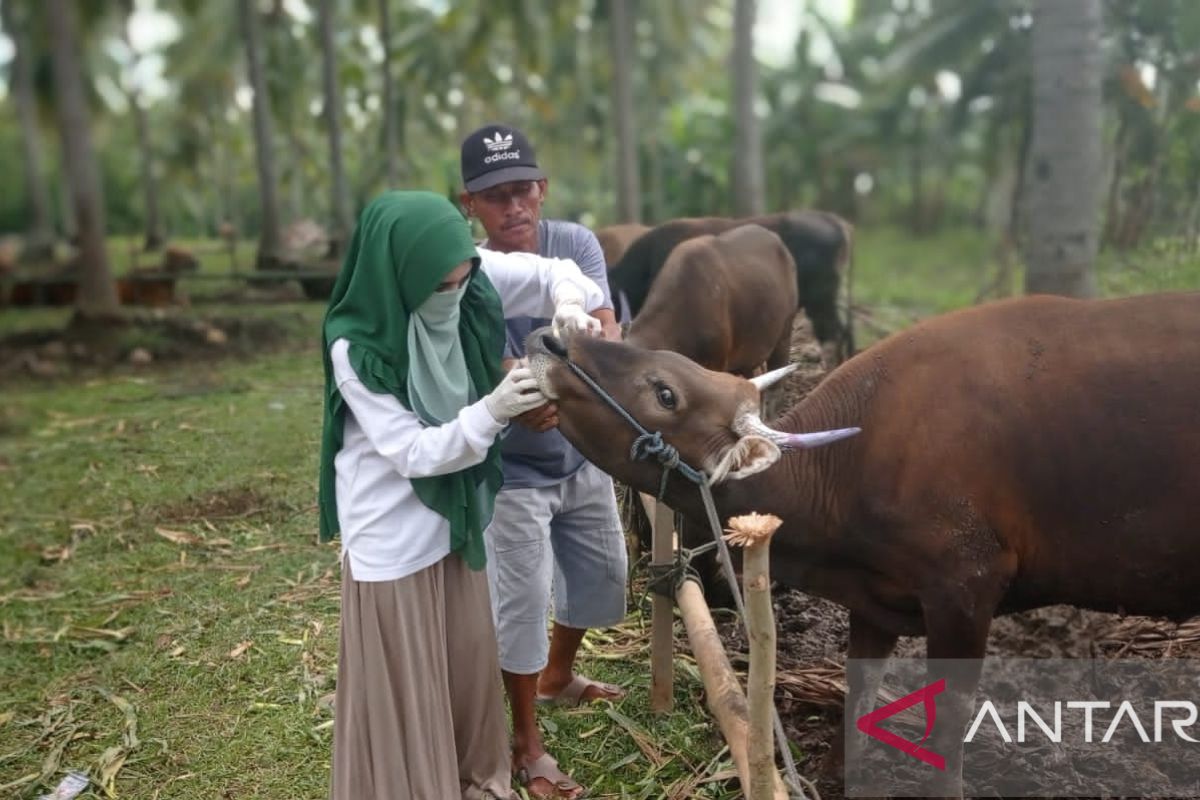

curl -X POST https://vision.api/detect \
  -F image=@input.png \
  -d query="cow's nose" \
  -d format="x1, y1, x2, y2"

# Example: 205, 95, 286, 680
541, 333, 568, 358
524, 325, 566, 358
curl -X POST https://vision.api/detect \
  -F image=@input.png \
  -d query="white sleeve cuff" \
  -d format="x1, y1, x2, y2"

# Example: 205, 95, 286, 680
459, 397, 506, 450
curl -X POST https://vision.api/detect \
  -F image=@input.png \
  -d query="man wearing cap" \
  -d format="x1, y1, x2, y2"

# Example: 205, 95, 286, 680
460, 123, 627, 800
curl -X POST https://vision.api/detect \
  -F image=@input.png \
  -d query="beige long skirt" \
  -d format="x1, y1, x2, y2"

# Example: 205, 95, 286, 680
330, 554, 515, 800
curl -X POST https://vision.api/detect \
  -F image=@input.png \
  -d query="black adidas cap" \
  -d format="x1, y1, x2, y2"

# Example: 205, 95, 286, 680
460, 124, 546, 192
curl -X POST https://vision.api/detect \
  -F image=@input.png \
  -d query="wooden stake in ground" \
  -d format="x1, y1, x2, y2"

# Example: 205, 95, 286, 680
642, 492, 675, 712
725, 512, 784, 800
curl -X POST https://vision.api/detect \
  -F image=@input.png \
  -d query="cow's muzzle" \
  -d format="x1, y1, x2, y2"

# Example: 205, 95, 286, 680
525, 326, 569, 399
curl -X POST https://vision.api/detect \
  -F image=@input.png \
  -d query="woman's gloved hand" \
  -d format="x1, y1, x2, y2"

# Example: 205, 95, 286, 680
484, 366, 548, 423
552, 284, 602, 337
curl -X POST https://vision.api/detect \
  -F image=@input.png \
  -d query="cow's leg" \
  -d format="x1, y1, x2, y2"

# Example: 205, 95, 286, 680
920, 569, 1005, 798
827, 612, 899, 783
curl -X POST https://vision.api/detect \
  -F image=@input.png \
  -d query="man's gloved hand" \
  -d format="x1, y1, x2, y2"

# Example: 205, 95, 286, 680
484, 366, 547, 423
552, 283, 602, 337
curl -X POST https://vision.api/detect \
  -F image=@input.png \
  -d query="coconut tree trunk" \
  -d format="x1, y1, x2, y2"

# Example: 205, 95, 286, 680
609, 0, 641, 223
130, 94, 165, 251
732, 0, 766, 217
1187, 169, 1200, 253
58, 168, 77, 242
46, 0, 120, 317
3, 2, 55, 258
238, 0, 283, 269
289, 162, 305, 223
317, 0, 353, 249
1022, 0, 1102, 297
119, 0, 164, 251
378, 0, 399, 187
217, 110, 241, 237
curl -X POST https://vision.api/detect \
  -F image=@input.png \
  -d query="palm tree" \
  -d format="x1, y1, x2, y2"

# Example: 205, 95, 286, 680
1022, 0, 1102, 296
46, 0, 120, 316
609, 0, 641, 223
119, 0, 165, 251
237, 0, 284, 269
317, 0, 353, 247
377, 0, 400, 186
2, 1, 56, 258
732, 0, 765, 216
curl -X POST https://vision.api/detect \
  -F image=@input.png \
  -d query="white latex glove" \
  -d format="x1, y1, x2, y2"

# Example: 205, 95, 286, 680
483, 365, 547, 423
551, 283, 602, 337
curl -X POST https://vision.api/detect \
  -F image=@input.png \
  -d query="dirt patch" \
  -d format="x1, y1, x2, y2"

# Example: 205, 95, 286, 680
153, 487, 282, 525
0, 310, 311, 383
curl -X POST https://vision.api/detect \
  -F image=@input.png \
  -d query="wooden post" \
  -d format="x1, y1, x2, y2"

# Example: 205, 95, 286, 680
644, 492, 675, 712
725, 513, 785, 800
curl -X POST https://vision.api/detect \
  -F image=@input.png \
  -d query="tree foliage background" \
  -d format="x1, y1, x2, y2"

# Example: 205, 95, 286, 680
2, 0, 1199, 255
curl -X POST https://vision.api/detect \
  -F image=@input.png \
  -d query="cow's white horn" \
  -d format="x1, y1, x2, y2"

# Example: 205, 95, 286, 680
749, 363, 798, 392
735, 413, 860, 450
775, 427, 861, 449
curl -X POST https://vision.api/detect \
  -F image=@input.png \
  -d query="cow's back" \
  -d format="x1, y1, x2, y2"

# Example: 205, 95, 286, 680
811, 293, 1200, 618
629, 225, 797, 374
608, 217, 733, 317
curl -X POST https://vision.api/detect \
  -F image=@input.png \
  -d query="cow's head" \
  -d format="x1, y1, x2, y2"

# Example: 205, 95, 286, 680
525, 327, 857, 488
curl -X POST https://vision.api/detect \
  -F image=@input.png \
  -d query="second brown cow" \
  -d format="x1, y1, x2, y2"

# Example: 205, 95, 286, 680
625, 223, 798, 381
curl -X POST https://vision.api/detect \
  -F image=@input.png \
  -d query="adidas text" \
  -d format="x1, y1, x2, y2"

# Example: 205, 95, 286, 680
483, 150, 522, 164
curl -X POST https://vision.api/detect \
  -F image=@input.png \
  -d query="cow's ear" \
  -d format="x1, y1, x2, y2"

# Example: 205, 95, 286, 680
714, 435, 781, 482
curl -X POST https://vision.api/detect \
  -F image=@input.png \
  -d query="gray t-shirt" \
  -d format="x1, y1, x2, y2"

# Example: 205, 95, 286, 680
498, 219, 613, 488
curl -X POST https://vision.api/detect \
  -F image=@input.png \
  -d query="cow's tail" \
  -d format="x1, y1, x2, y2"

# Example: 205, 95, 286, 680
833, 214, 856, 362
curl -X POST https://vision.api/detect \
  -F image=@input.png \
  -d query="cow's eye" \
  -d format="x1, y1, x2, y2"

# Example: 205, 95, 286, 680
654, 383, 677, 410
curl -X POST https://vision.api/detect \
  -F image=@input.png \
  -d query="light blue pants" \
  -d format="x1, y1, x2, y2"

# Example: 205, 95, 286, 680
484, 462, 628, 675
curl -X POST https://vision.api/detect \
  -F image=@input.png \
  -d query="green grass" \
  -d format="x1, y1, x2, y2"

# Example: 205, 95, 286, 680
2, 229, 1196, 798
849, 226, 1200, 345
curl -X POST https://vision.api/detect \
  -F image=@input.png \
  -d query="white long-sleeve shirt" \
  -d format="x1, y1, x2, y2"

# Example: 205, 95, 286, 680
332, 248, 603, 581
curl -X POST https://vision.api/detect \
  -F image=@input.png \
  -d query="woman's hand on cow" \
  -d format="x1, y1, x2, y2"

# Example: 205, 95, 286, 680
484, 366, 548, 423
513, 401, 559, 432
552, 301, 602, 337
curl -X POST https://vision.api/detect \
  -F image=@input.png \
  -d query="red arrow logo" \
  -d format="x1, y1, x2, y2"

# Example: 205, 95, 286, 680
855, 678, 947, 770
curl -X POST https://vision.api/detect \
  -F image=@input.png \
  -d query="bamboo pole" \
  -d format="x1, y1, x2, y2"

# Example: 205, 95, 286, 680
725, 513, 785, 800
677, 577, 788, 800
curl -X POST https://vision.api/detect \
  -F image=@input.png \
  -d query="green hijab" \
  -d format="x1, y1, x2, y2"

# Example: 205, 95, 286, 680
318, 191, 505, 571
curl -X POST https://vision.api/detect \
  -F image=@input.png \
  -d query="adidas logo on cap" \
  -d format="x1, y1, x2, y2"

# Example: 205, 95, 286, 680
483, 132, 514, 153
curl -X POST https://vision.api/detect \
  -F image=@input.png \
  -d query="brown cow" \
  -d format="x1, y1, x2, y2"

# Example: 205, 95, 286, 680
527, 292, 1200, 794
593, 223, 650, 270
608, 211, 853, 360
626, 224, 797, 383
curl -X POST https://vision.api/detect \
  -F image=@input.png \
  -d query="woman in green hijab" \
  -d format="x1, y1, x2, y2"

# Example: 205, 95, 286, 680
320, 191, 603, 800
